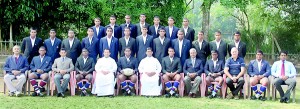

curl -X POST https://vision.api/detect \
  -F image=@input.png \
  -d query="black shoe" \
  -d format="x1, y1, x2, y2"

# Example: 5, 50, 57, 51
258, 96, 266, 101
65, 88, 69, 92
280, 97, 286, 103
174, 94, 179, 98
130, 92, 135, 96
164, 94, 171, 98
250, 96, 257, 100
38, 93, 45, 97
284, 97, 289, 103
80, 92, 86, 96
39, 87, 45, 92
57, 93, 61, 97
60, 93, 65, 98
31, 92, 37, 96
208, 95, 214, 99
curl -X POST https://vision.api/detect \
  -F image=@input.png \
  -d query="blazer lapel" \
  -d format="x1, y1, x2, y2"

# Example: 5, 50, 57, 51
253, 61, 259, 72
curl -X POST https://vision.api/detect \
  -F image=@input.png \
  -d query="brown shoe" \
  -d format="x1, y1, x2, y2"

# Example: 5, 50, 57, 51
192, 93, 196, 98
226, 92, 234, 99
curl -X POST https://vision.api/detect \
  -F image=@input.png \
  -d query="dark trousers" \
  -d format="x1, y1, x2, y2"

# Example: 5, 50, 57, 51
273, 78, 296, 99
226, 76, 245, 96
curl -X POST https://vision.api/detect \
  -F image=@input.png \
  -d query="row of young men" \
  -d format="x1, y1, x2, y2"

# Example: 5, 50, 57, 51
4, 44, 297, 103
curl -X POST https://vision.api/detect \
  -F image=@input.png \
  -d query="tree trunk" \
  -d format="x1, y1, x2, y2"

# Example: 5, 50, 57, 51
201, 1, 213, 41
9, 24, 13, 48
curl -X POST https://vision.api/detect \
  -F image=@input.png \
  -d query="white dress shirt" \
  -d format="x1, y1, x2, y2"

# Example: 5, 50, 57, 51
30, 37, 36, 47
69, 38, 74, 48
169, 26, 173, 37
107, 37, 112, 48
178, 39, 183, 57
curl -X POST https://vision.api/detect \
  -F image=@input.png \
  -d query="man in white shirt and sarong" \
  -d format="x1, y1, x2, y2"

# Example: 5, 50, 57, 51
138, 47, 162, 97
92, 49, 117, 97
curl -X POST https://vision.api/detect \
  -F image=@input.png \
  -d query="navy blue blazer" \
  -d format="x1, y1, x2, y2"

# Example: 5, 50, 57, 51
165, 26, 179, 40
118, 37, 136, 57
81, 36, 99, 62
152, 37, 171, 63
30, 55, 52, 73
149, 25, 164, 38
3, 55, 29, 74
120, 23, 137, 38
61, 38, 82, 64
92, 25, 106, 39
248, 59, 271, 77
204, 59, 224, 74
183, 58, 204, 76
21, 36, 43, 63
44, 38, 62, 63
99, 36, 119, 61
172, 39, 191, 65
117, 56, 138, 73
105, 24, 122, 39
136, 35, 153, 63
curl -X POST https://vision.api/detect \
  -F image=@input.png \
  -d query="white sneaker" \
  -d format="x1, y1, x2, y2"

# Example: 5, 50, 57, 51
8, 92, 15, 96
212, 91, 217, 97
169, 90, 175, 95
15, 91, 22, 97
255, 93, 261, 99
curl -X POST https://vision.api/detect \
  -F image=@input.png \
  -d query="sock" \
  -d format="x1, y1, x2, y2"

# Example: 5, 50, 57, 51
121, 81, 128, 90
128, 81, 135, 89
77, 81, 84, 89
30, 79, 39, 93
172, 81, 180, 91
84, 82, 90, 89
251, 85, 258, 93
39, 80, 47, 87
208, 85, 214, 92
165, 82, 172, 89
214, 85, 221, 93
260, 85, 267, 93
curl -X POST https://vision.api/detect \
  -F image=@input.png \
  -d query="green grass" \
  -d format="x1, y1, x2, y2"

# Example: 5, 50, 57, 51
0, 94, 299, 109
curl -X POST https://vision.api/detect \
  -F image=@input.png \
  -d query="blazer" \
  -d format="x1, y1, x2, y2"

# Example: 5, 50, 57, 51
61, 38, 82, 64
99, 36, 119, 61
118, 37, 136, 57
149, 25, 164, 38
161, 56, 182, 74
204, 59, 224, 74
52, 57, 74, 73
81, 36, 99, 62
182, 27, 195, 42
21, 36, 43, 63
183, 58, 204, 76
228, 41, 247, 58
75, 56, 95, 74
3, 55, 29, 74
165, 26, 179, 40
44, 37, 62, 63
172, 39, 191, 65
248, 59, 271, 77
136, 35, 153, 63
136, 22, 150, 36
30, 55, 52, 73
152, 37, 171, 63
192, 40, 210, 65
105, 24, 122, 39
117, 56, 138, 73
209, 40, 227, 62
120, 23, 137, 38
92, 25, 106, 39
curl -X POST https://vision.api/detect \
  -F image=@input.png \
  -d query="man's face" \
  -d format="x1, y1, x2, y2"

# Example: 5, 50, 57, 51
124, 29, 131, 36
256, 53, 263, 60
234, 34, 240, 41
168, 49, 175, 57
231, 48, 238, 58
212, 53, 218, 60
87, 29, 94, 36
198, 32, 204, 40
30, 30, 37, 37
13, 46, 20, 54
49, 31, 56, 38
110, 17, 116, 24
190, 50, 197, 58
39, 48, 46, 56
124, 49, 131, 56
177, 31, 184, 40
280, 53, 287, 61
125, 16, 131, 23
106, 29, 113, 37
82, 49, 89, 57
142, 28, 148, 35
140, 15, 146, 22
182, 19, 189, 26
159, 30, 166, 37
153, 18, 160, 25
104, 50, 111, 58
68, 31, 75, 38
146, 50, 153, 57
94, 19, 101, 26
168, 19, 174, 25
60, 50, 67, 57
215, 32, 221, 40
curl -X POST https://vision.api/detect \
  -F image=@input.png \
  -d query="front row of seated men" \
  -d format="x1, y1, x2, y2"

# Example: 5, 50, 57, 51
3, 45, 297, 103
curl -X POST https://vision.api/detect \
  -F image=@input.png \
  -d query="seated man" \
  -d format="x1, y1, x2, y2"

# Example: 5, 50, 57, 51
138, 47, 162, 97
271, 51, 296, 103
117, 48, 138, 96
248, 50, 271, 101
75, 48, 95, 96
29, 46, 52, 96
183, 48, 204, 98
3, 45, 29, 97
224, 47, 245, 99
52, 48, 74, 98
92, 49, 117, 97
161, 47, 182, 98
205, 50, 224, 98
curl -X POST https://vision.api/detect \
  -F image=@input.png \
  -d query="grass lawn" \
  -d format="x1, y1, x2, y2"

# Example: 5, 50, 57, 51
0, 93, 299, 109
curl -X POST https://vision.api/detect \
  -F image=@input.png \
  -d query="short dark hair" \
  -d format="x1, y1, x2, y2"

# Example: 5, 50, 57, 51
168, 16, 175, 21
146, 47, 152, 51
106, 27, 113, 31
199, 31, 204, 34
60, 48, 66, 52
168, 47, 175, 51
94, 17, 101, 21
124, 27, 131, 31
104, 49, 110, 52
279, 51, 288, 55
39, 46, 46, 50
211, 50, 218, 54
158, 27, 165, 31
30, 27, 37, 31
140, 14, 146, 17
88, 27, 94, 32
256, 50, 263, 55
82, 48, 89, 52
142, 26, 148, 29
50, 29, 56, 32
178, 29, 184, 33
110, 15, 117, 19
234, 31, 241, 36
183, 18, 189, 22
125, 47, 131, 51
154, 16, 160, 19
215, 31, 221, 34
